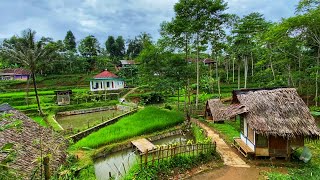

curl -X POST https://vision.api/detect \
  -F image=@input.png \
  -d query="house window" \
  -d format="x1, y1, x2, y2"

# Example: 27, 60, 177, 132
95, 82, 99, 89
107, 82, 110, 88
256, 134, 268, 147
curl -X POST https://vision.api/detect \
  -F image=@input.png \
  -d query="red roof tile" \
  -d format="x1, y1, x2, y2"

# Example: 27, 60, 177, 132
94, 70, 118, 78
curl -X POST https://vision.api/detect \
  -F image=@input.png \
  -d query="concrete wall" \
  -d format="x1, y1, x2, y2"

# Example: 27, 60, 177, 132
56, 106, 116, 116
90, 80, 124, 91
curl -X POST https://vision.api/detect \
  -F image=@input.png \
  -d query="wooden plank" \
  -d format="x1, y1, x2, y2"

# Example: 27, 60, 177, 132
132, 138, 156, 153
234, 138, 254, 153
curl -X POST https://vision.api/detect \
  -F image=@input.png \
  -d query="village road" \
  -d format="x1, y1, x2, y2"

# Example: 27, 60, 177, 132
191, 119, 249, 168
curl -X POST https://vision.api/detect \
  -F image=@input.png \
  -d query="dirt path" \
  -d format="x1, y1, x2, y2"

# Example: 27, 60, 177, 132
191, 119, 249, 168
121, 87, 138, 99
188, 166, 272, 180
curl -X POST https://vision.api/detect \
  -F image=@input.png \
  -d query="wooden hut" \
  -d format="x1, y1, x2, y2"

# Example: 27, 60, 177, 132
224, 88, 320, 158
205, 99, 247, 122
54, 90, 72, 105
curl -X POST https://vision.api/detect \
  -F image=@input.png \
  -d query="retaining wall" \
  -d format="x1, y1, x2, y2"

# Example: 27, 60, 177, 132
57, 106, 116, 116
93, 129, 183, 159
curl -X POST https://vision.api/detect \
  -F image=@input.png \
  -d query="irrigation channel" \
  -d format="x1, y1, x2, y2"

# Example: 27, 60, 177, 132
94, 134, 194, 180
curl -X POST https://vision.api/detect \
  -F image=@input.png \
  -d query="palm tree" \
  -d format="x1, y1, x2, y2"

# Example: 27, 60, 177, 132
1, 29, 50, 115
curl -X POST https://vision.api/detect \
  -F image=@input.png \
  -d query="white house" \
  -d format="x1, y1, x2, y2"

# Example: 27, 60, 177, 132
90, 70, 125, 91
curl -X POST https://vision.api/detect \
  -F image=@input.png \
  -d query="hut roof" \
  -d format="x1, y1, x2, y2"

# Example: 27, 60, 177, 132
206, 99, 247, 121
232, 88, 320, 138
0, 104, 67, 178
0, 68, 30, 75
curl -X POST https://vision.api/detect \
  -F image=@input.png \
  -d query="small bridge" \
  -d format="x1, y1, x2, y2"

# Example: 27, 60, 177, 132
131, 138, 156, 154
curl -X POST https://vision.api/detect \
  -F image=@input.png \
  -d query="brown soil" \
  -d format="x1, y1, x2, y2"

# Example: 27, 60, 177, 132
186, 119, 290, 180
187, 166, 287, 180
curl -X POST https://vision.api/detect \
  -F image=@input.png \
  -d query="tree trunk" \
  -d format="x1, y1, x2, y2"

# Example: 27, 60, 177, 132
184, 34, 188, 113
244, 56, 248, 89
32, 72, 43, 116
270, 55, 276, 81
298, 54, 301, 92
195, 34, 200, 109
177, 86, 180, 110
233, 57, 235, 82
218, 77, 221, 99
316, 47, 319, 106
226, 59, 229, 82
26, 78, 30, 106
251, 51, 254, 77
238, 62, 241, 89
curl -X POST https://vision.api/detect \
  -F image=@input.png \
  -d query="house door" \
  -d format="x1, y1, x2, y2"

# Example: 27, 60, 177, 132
112, 82, 114, 88
269, 135, 287, 157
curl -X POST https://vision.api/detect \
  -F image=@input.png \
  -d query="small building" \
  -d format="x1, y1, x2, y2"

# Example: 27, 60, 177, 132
203, 58, 216, 66
186, 58, 216, 66
215, 88, 320, 158
0, 68, 30, 80
90, 70, 125, 91
0, 103, 67, 178
54, 90, 72, 105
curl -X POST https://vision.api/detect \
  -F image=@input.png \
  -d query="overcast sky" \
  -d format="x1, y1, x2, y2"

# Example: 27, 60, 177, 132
0, 0, 299, 44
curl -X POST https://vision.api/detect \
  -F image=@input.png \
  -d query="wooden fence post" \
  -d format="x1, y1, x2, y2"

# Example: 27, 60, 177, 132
145, 149, 148, 167
43, 156, 50, 180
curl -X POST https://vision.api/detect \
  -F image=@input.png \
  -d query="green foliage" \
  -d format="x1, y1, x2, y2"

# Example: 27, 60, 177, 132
0, 120, 23, 132
30, 116, 47, 127
191, 124, 207, 143
72, 107, 184, 149
51, 155, 96, 180
64, 30, 76, 52
125, 150, 218, 180
209, 119, 240, 144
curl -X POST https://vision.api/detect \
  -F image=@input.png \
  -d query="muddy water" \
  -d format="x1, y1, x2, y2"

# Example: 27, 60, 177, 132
94, 134, 194, 180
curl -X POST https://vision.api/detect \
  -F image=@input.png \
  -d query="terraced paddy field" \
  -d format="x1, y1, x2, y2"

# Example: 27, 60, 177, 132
56, 109, 125, 130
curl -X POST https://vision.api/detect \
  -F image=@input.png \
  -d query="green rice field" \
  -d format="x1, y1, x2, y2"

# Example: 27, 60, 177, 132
72, 107, 184, 149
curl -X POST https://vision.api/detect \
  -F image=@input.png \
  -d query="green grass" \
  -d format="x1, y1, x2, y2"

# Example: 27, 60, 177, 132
47, 113, 64, 131
30, 116, 47, 127
192, 123, 207, 143
124, 150, 219, 179
208, 119, 241, 144
71, 107, 184, 149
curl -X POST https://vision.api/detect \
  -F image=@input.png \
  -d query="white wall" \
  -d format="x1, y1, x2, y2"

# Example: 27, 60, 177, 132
90, 80, 124, 91
240, 117, 255, 151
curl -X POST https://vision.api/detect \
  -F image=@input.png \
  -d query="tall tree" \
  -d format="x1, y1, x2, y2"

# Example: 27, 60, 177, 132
167, 0, 228, 109
232, 12, 270, 88
286, 4, 320, 106
78, 35, 100, 71
63, 30, 76, 52
105, 36, 116, 59
115, 36, 125, 58
0, 29, 54, 115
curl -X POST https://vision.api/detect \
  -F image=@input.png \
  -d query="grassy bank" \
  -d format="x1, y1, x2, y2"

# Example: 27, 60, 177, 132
124, 149, 220, 179
72, 107, 184, 149
208, 118, 240, 144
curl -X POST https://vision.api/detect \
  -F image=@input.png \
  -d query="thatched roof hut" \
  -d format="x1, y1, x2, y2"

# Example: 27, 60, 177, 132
228, 88, 320, 158
0, 104, 68, 179
205, 99, 247, 121
232, 88, 320, 138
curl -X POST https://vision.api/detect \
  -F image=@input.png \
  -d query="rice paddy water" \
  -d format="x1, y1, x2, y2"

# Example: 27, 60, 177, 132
94, 134, 194, 180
